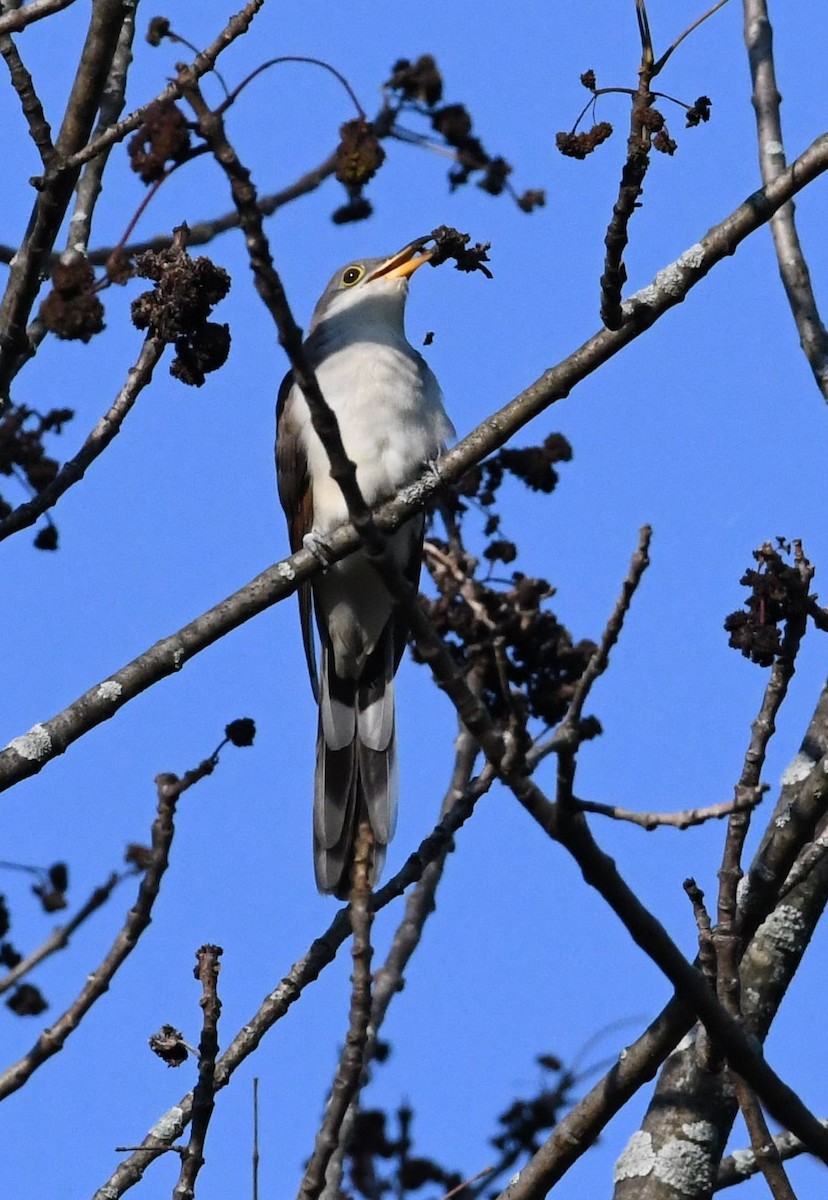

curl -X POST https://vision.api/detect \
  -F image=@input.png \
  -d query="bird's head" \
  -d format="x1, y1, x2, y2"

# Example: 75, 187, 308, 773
308, 237, 435, 338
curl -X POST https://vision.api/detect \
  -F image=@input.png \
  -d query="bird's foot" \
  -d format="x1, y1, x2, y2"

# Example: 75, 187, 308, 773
303, 530, 336, 566
423, 457, 445, 485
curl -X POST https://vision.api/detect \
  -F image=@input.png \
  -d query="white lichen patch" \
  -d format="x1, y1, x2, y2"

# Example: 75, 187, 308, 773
774, 804, 793, 829
276, 560, 296, 581
150, 1105, 185, 1139
96, 680, 122, 702
614, 1130, 656, 1181
681, 1121, 716, 1143
728, 1147, 755, 1180
781, 751, 815, 786
5, 723, 52, 761
757, 903, 805, 953
172, 646, 184, 670
654, 1137, 713, 1194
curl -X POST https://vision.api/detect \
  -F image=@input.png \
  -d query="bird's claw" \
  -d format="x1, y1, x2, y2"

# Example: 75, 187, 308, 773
303, 531, 335, 566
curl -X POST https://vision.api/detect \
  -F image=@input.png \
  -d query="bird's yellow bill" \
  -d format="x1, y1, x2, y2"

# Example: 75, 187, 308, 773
369, 238, 435, 281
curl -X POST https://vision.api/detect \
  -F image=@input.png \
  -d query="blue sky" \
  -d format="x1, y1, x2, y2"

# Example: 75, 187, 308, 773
2, 2, 828, 1196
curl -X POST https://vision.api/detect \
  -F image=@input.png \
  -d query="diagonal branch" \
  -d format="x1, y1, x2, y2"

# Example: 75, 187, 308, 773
743, 0, 828, 399
0, 21, 56, 169
0, 334, 165, 542
0, 759, 215, 1100
91, 779, 490, 1199
0, 867, 129, 996
0, 0, 129, 394
297, 826, 375, 1200
3, 132, 828, 794
0, 0, 77, 35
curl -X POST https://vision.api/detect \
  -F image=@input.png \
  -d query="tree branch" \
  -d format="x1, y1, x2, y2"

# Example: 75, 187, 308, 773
91, 780, 490, 1198
3, 133, 828, 792
173, 943, 224, 1200
0, 334, 165, 542
0, 759, 214, 1100
743, 0, 828, 399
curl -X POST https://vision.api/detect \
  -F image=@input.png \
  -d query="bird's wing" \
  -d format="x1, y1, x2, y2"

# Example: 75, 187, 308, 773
276, 370, 319, 700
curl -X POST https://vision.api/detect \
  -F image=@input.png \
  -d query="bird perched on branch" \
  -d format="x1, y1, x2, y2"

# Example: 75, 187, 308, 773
276, 238, 454, 897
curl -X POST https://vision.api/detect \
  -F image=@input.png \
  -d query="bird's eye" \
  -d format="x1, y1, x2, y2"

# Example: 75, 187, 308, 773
341, 265, 365, 288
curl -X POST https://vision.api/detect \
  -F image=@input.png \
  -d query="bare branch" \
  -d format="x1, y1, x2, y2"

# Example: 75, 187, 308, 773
0, 759, 214, 1100
173, 944, 224, 1200
91, 782, 489, 1198
653, 0, 733, 75
66, 5, 136, 253
0, 334, 165, 543
0, 25, 55, 168
576, 788, 765, 830
743, 0, 828, 399
60, 0, 267, 175
559, 525, 651, 739
716, 1121, 828, 1190
0, 868, 128, 996
0, 0, 129, 392
298, 826, 375, 1200
729, 1074, 799, 1200
0, 0, 77, 36
523, 785, 828, 1164
3, 135, 828, 794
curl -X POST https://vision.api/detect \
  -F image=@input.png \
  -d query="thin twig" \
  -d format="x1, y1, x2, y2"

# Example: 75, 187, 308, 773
91, 779, 490, 1198
576, 788, 765, 829
252, 1078, 259, 1200
298, 825, 375, 1200
0, 758, 214, 1100
0, 869, 132, 995
60, 0, 266, 175
559, 525, 652, 739
717, 551, 811, 947
683, 877, 720, 1072
173, 944, 224, 1200
217, 54, 365, 118
716, 1121, 828, 1190
653, 0, 733, 75
0, 0, 128, 393
66, 6, 136, 254
182, 79, 383, 557
730, 1074, 799, 1200
0, 334, 165, 543
522, 779, 828, 1164
0, 25, 56, 168
743, 0, 828, 399
0, 0, 77, 35
599, 13, 656, 330
4, 136, 828, 794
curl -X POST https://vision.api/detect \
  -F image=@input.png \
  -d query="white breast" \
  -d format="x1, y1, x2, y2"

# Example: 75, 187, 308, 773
295, 336, 454, 533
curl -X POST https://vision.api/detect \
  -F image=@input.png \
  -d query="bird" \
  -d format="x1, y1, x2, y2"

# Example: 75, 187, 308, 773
276, 237, 454, 898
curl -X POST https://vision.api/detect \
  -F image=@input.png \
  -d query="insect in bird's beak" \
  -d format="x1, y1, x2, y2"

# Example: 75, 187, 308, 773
368, 236, 436, 282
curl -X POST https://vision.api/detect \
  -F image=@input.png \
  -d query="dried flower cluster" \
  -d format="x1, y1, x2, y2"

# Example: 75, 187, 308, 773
428, 225, 493, 278
0, 402, 74, 547
39, 258, 105, 343
128, 100, 192, 184
131, 233, 231, 386
386, 55, 544, 213
557, 67, 712, 161
418, 433, 597, 733
724, 541, 811, 666
332, 118, 386, 225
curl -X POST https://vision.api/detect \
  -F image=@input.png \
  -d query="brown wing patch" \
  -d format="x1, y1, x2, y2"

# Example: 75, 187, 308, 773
276, 372, 319, 700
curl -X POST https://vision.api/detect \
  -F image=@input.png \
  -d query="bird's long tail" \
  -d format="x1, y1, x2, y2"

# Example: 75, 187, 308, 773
313, 639, 398, 898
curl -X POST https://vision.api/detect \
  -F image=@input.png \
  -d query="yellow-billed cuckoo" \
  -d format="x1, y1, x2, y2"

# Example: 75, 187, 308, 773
276, 238, 454, 897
